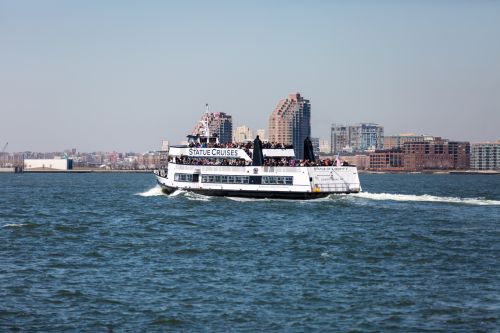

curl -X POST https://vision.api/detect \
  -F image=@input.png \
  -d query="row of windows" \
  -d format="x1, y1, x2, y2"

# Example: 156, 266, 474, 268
262, 176, 293, 185
174, 173, 194, 182
201, 175, 249, 184
174, 173, 295, 185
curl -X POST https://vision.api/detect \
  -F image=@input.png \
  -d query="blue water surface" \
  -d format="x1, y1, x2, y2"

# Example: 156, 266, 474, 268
1, 173, 499, 332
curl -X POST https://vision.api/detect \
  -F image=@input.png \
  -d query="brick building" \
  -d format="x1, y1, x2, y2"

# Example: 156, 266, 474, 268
383, 134, 434, 150
448, 141, 470, 170
403, 139, 454, 171
368, 149, 404, 171
368, 138, 470, 171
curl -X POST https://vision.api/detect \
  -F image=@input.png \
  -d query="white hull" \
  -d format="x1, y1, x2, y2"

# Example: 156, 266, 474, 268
155, 163, 361, 199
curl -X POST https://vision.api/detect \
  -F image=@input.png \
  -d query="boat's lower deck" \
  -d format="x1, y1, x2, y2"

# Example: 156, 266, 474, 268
158, 183, 355, 199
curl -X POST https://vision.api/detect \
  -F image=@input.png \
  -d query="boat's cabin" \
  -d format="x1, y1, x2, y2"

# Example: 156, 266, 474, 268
168, 146, 296, 165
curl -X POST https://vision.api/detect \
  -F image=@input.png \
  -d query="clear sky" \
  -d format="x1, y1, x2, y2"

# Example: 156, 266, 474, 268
1, 0, 499, 152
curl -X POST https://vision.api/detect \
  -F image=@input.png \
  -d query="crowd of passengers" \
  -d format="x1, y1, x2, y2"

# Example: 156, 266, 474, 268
188, 141, 294, 149
170, 156, 349, 167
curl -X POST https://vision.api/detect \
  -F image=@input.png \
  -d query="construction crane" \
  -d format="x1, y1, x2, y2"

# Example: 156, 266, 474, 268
1, 142, 7, 153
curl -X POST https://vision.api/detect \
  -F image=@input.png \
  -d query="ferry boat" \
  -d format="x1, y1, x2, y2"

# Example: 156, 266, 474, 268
153, 134, 361, 200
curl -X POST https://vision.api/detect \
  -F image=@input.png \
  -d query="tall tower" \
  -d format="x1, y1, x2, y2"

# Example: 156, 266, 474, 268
192, 111, 233, 144
268, 93, 311, 158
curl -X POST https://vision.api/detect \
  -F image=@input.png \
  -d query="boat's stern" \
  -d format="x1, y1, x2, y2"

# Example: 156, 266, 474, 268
308, 166, 361, 194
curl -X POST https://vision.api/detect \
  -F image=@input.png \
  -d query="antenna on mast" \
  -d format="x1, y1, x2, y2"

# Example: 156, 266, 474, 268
205, 103, 210, 141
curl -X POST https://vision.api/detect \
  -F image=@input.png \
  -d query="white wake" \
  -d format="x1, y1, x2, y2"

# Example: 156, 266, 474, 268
135, 186, 164, 197
139, 188, 211, 201
184, 191, 211, 201
352, 192, 500, 206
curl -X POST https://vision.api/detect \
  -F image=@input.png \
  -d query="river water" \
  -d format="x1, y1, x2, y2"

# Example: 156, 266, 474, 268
1, 173, 499, 332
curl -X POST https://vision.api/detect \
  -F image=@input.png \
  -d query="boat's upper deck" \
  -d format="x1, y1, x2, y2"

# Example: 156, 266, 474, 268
167, 138, 351, 168
169, 146, 295, 162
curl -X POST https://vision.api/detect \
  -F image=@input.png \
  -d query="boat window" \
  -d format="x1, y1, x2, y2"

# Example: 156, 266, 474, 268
262, 176, 293, 185
174, 173, 195, 182
201, 175, 250, 184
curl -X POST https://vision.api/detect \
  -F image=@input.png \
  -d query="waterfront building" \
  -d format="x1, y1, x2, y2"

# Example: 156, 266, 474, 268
368, 137, 470, 171
330, 124, 349, 154
369, 150, 404, 171
233, 125, 253, 143
136, 152, 161, 170
342, 154, 370, 170
383, 134, 434, 150
448, 141, 470, 170
331, 123, 384, 154
24, 158, 73, 171
311, 137, 320, 157
403, 138, 454, 171
471, 141, 500, 170
192, 112, 233, 144
268, 93, 311, 158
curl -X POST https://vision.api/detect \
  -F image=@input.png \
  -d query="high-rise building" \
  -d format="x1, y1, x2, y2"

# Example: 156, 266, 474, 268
161, 140, 169, 151
311, 137, 320, 157
471, 141, 500, 170
268, 93, 311, 158
319, 139, 331, 154
331, 123, 384, 153
331, 124, 349, 154
232, 125, 253, 143
257, 129, 266, 142
192, 112, 233, 144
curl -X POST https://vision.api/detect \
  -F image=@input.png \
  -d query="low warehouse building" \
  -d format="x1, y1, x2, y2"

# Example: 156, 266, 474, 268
24, 159, 73, 171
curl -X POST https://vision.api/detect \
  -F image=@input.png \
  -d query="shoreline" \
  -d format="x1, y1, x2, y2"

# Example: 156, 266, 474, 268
358, 170, 500, 175
1, 168, 498, 175
2, 169, 152, 174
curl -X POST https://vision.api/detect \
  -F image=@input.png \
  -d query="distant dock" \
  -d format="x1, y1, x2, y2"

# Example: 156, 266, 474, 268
358, 169, 500, 175
24, 169, 151, 173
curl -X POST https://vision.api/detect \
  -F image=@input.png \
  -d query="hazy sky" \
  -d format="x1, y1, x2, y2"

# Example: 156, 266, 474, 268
1, 1, 499, 152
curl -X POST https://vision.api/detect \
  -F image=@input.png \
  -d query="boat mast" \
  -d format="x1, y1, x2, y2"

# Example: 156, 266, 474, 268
205, 103, 210, 143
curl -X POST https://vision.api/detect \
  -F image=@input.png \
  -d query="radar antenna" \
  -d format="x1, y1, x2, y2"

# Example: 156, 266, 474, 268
205, 103, 210, 141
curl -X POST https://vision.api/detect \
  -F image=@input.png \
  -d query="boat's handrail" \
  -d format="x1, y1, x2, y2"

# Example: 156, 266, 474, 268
316, 183, 360, 193
171, 165, 306, 173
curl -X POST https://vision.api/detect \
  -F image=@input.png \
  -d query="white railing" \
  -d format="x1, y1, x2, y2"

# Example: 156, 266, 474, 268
172, 164, 304, 173
317, 183, 360, 193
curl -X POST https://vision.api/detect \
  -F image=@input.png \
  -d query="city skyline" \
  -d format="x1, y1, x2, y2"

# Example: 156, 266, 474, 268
1, 1, 499, 152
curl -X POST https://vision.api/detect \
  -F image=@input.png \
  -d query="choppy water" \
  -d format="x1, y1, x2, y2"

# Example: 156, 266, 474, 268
1, 173, 499, 332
